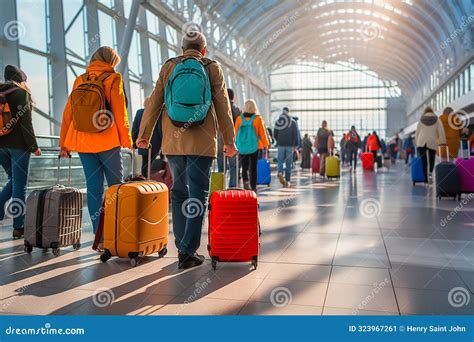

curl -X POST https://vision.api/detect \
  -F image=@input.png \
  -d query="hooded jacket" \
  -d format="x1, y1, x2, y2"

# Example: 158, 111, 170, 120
60, 60, 132, 153
415, 111, 446, 150
0, 82, 38, 152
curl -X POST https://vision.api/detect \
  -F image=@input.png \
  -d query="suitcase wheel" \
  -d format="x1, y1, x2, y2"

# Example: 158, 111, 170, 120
158, 246, 167, 258
24, 245, 32, 254
52, 248, 60, 257
211, 257, 218, 271
251, 256, 258, 270
130, 257, 139, 267
100, 249, 111, 263
73, 243, 81, 251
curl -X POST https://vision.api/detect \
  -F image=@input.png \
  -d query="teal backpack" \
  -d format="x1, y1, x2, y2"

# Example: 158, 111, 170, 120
165, 57, 213, 127
236, 114, 259, 155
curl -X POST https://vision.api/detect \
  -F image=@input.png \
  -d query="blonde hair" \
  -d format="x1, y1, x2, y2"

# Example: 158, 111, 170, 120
243, 99, 259, 115
90, 46, 121, 68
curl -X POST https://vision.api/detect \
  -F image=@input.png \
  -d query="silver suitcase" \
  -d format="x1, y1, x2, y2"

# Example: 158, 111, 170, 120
24, 156, 83, 256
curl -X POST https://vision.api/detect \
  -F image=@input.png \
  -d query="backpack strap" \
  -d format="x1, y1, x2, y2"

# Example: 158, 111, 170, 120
167, 56, 216, 67
82, 72, 111, 82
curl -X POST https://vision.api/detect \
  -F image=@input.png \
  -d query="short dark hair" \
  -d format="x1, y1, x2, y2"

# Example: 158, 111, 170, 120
283, 107, 289, 113
182, 31, 207, 52
227, 88, 234, 101
423, 106, 434, 114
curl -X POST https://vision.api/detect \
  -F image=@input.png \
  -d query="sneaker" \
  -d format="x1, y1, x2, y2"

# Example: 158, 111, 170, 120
12, 228, 24, 239
277, 173, 286, 186
243, 181, 250, 190
178, 252, 205, 269
286, 181, 291, 188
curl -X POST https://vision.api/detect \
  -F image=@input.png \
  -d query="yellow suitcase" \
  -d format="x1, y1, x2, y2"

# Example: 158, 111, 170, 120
100, 181, 169, 266
325, 155, 340, 179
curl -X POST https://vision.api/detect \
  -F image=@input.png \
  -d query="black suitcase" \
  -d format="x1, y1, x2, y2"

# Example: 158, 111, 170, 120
24, 156, 83, 256
435, 146, 461, 200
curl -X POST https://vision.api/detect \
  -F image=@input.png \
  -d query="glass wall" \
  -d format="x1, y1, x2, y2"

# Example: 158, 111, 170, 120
407, 61, 474, 123
11, 0, 269, 136
271, 62, 401, 139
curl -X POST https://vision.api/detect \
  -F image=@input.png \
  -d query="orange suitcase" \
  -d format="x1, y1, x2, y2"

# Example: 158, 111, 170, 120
99, 151, 169, 267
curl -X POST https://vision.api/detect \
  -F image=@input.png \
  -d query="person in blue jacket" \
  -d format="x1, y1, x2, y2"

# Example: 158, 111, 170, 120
131, 97, 162, 177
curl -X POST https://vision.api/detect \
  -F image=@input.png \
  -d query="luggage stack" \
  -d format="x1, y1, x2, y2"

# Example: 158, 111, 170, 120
24, 156, 83, 256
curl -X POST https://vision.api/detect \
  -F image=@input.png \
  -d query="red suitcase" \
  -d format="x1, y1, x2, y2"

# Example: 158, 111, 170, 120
312, 154, 320, 174
361, 152, 374, 170
207, 155, 260, 270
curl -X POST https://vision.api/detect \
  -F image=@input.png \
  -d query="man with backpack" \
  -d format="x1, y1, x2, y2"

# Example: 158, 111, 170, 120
345, 126, 361, 172
137, 31, 236, 270
274, 107, 299, 187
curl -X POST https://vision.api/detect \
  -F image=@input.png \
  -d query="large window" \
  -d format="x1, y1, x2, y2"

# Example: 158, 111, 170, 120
271, 62, 401, 139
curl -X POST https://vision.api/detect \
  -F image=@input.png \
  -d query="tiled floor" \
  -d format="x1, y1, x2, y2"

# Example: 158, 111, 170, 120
1, 162, 473, 315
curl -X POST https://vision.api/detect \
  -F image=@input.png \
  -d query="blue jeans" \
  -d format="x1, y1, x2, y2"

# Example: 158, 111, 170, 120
277, 146, 293, 182
167, 155, 213, 254
79, 147, 123, 234
0, 148, 31, 229
217, 154, 238, 188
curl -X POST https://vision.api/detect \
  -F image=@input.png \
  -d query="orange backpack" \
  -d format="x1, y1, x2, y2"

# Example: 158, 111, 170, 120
0, 88, 18, 137
70, 72, 112, 133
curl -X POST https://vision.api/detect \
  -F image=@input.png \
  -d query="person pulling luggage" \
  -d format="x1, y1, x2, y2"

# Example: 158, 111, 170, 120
234, 99, 269, 191
136, 31, 237, 270
60, 46, 132, 252
0, 65, 41, 239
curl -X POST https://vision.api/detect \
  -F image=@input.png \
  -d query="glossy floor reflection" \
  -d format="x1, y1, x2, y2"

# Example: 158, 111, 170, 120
1, 162, 473, 315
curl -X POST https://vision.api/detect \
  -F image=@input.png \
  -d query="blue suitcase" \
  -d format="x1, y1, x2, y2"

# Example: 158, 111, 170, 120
411, 156, 426, 185
257, 158, 271, 186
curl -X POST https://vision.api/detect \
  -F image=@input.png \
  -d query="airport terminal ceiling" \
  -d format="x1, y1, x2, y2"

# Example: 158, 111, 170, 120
209, 0, 473, 95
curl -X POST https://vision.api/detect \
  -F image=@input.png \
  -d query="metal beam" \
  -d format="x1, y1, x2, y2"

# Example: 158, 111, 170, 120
0, 0, 20, 73
117, 0, 141, 74
48, 0, 69, 135
114, 0, 132, 113
138, 8, 154, 97
85, 0, 101, 59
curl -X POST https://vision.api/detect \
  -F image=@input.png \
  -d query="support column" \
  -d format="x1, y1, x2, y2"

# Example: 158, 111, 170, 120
0, 0, 20, 73
138, 9, 154, 97
117, 0, 140, 75
49, 0, 68, 135
85, 0, 100, 58
158, 19, 170, 63
114, 0, 131, 113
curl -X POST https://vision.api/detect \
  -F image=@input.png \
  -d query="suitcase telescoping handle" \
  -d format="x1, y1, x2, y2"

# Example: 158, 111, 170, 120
223, 151, 239, 189
56, 155, 72, 187
438, 144, 450, 163
131, 145, 153, 180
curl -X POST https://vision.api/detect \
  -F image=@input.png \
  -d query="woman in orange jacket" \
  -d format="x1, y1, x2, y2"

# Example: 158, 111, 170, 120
234, 99, 269, 191
59, 46, 132, 250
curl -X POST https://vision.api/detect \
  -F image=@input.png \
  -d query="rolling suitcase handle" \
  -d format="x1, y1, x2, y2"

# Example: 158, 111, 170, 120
438, 144, 450, 163
56, 155, 72, 187
223, 152, 240, 190
130, 145, 153, 180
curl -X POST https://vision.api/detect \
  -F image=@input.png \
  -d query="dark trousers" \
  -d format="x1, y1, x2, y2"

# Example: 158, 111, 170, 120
348, 149, 358, 169
241, 151, 258, 190
167, 155, 213, 254
417, 145, 436, 181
